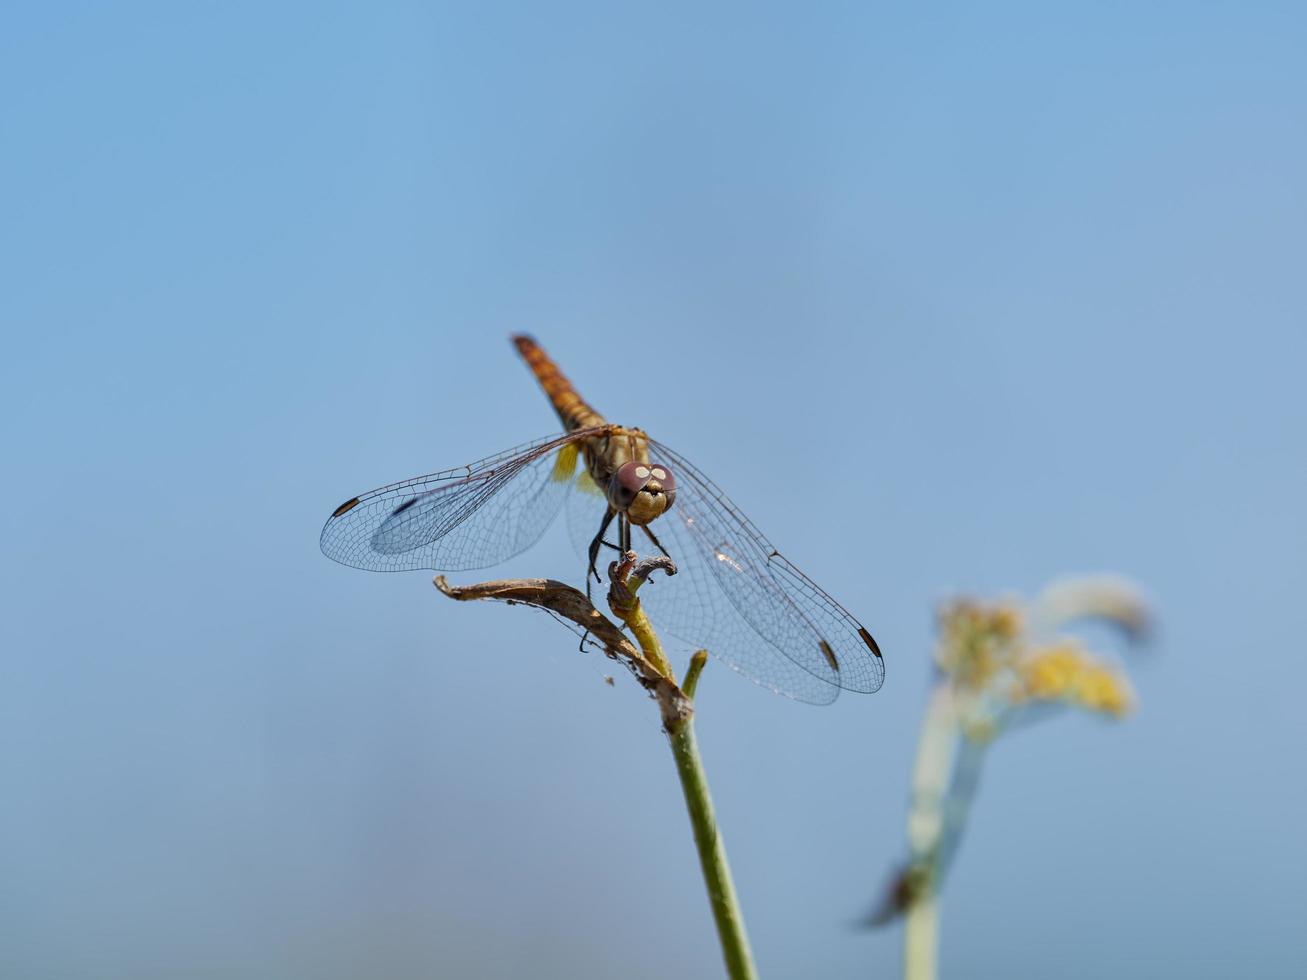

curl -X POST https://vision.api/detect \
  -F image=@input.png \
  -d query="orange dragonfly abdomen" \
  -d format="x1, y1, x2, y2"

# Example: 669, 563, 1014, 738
513, 334, 606, 433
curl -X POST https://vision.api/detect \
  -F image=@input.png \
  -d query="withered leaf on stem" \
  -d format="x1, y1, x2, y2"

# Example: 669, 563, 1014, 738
434, 575, 692, 727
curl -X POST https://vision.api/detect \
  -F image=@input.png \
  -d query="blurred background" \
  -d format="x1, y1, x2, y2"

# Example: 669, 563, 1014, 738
2, 3, 1304, 977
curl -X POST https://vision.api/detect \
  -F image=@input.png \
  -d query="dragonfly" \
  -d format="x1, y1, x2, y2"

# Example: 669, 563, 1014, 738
320, 336, 884, 704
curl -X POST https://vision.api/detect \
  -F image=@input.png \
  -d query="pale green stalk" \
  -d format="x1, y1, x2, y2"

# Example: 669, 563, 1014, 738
903, 684, 959, 980
903, 891, 939, 980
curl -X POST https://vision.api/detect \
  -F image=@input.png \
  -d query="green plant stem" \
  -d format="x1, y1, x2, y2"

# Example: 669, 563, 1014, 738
665, 707, 757, 980
618, 568, 677, 681
614, 580, 755, 979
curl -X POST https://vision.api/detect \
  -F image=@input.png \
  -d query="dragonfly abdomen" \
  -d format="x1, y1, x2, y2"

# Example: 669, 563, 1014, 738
513, 335, 607, 432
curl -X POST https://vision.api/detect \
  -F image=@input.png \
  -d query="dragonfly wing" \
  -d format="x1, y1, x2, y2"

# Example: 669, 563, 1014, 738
644, 438, 885, 699
320, 428, 605, 572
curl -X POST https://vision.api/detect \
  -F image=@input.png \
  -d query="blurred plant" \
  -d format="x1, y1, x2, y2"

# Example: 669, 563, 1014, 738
436, 550, 757, 980
869, 575, 1150, 980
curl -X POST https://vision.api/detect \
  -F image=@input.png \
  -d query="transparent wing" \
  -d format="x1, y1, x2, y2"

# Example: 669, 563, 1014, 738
320, 428, 606, 572
640, 438, 885, 703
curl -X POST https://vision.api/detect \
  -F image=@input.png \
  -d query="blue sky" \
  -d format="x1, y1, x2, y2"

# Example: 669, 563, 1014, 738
2, 3, 1304, 977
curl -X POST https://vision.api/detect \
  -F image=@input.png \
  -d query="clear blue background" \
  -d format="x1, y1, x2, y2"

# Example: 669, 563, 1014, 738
3, 3, 1304, 977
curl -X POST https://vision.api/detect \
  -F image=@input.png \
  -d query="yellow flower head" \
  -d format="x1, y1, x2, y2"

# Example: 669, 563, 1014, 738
934, 598, 1025, 692
1072, 663, 1134, 717
1014, 643, 1085, 701
934, 581, 1143, 724
1011, 641, 1134, 717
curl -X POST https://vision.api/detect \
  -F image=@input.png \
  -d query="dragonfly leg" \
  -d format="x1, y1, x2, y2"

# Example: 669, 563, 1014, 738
619, 513, 631, 552
640, 523, 672, 560
587, 509, 618, 597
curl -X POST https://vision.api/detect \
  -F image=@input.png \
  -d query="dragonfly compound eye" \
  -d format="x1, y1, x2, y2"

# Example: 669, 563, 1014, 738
613, 460, 678, 524
613, 461, 651, 504
648, 464, 676, 509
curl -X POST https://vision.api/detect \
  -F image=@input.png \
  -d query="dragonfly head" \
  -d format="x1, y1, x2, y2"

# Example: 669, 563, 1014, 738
611, 460, 677, 525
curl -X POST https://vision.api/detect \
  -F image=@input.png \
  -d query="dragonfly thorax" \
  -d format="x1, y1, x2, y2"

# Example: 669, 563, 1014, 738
610, 460, 677, 525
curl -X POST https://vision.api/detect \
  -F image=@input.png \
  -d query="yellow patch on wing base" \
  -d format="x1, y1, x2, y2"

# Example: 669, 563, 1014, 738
552, 443, 580, 483
576, 469, 604, 496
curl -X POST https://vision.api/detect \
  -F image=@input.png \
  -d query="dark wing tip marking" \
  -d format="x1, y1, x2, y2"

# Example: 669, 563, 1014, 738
331, 497, 360, 518
858, 627, 883, 659
819, 640, 840, 671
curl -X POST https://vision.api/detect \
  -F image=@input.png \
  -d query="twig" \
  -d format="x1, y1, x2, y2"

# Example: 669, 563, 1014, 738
682, 650, 709, 700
